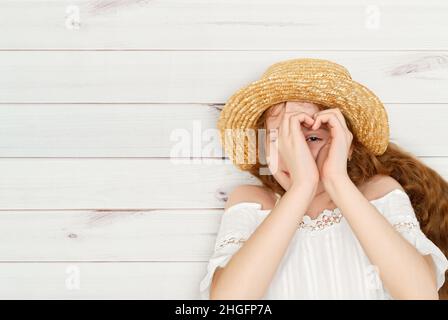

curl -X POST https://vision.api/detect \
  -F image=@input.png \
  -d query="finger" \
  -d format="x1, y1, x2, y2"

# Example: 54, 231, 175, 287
312, 113, 344, 139
316, 142, 330, 170
313, 108, 349, 131
289, 112, 314, 132
281, 110, 312, 136
278, 102, 288, 137
301, 113, 315, 128
312, 112, 341, 131
290, 113, 314, 141
330, 108, 349, 131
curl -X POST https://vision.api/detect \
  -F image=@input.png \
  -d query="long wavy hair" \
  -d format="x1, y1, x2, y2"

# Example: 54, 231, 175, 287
246, 101, 448, 299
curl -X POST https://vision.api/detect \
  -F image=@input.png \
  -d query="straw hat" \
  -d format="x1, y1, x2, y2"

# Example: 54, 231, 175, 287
217, 58, 390, 171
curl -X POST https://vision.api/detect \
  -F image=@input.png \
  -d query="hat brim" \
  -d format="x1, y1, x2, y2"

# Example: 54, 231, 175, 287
218, 74, 389, 171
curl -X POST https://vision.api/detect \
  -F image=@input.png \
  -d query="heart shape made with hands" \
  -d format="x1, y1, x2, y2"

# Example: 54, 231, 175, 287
267, 117, 336, 181
301, 116, 353, 175
297, 118, 332, 170
298, 117, 330, 135
273, 113, 352, 182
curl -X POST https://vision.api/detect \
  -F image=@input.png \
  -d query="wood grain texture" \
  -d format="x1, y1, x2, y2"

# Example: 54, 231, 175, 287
0, 262, 205, 299
0, 0, 447, 50
0, 158, 260, 209
0, 209, 221, 262
0, 158, 446, 210
0, 51, 448, 103
0, 103, 447, 157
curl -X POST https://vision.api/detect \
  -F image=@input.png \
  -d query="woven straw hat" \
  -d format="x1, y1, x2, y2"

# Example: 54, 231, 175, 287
217, 58, 390, 171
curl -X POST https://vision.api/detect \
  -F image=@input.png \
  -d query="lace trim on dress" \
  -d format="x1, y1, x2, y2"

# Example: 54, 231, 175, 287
299, 209, 344, 232
215, 214, 419, 249
215, 236, 247, 250
389, 215, 420, 232
215, 188, 418, 249
393, 221, 419, 231
297, 208, 420, 233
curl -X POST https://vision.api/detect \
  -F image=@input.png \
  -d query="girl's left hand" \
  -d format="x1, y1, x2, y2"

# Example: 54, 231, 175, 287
312, 108, 353, 185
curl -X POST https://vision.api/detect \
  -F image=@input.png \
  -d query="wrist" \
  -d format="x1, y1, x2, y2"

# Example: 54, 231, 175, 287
288, 181, 317, 199
323, 174, 352, 195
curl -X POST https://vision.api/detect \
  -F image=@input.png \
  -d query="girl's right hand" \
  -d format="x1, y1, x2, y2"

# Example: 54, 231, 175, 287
268, 110, 320, 192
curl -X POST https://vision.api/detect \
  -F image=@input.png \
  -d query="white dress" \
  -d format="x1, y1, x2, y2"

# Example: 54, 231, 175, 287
199, 188, 448, 299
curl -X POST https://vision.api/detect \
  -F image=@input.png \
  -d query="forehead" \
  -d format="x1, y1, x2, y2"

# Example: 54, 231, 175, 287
265, 101, 322, 128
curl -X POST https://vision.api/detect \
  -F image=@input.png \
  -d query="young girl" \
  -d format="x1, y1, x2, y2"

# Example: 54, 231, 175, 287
199, 58, 448, 300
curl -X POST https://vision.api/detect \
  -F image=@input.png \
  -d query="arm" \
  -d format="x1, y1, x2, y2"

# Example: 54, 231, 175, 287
324, 175, 439, 300
210, 183, 315, 300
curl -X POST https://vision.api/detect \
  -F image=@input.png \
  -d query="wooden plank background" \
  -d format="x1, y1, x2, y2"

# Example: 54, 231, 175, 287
0, 0, 447, 299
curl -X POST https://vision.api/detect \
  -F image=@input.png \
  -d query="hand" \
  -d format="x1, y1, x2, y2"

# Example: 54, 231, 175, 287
312, 108, 353, 185
268, 110, 319, 191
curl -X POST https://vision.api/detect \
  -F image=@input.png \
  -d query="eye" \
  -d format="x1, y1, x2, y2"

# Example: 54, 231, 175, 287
306, 135, 322, 143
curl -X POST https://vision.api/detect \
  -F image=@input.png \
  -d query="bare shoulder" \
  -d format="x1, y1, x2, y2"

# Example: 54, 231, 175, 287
363, 174, 405, 200
224, 184, 277, 211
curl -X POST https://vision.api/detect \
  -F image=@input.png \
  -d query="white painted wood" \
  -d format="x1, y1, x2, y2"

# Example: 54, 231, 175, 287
0, 210, 221, 262
1, 51, 448, 103
0, 262, 205, 299
1, 0, 447, 301
0, 104, 222, 157
0, 103, 447, 157
0, 0, 447, 50
0, 159, 260, 209
0, 158, 446, 210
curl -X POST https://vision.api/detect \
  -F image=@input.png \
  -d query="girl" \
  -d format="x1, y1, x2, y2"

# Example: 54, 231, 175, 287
199, 58, 448, 300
